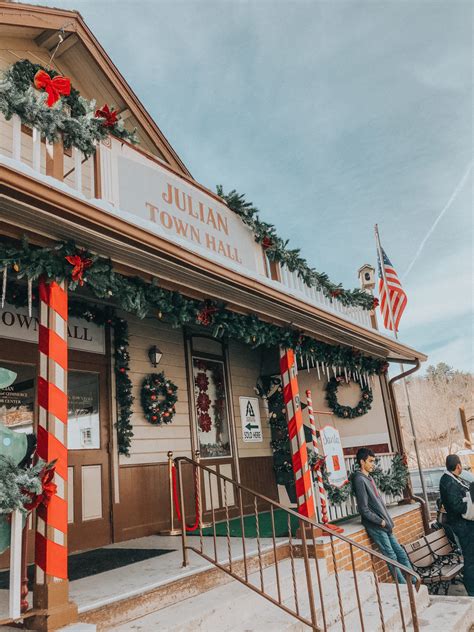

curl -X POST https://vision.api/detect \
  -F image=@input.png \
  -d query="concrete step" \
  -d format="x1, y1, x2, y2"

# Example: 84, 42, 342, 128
328, 582, 430, 632
110, 561, 376, 631
407, 595, 474, 632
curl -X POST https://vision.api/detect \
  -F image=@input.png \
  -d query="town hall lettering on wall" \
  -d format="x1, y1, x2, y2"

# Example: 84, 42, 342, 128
146, 183, 242, 264
115, 153, 261, 273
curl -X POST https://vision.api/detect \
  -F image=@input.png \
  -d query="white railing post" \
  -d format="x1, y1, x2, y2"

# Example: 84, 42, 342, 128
12, 114, 21, 162
73, 147, 82, 192
9, 509, 22, 621
32, 127, 41, 172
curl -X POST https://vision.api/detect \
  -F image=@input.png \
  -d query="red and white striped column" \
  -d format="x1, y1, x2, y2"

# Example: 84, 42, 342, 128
279, 348, 315, 519
35, 278, 69, 585
305, 390, 328, 524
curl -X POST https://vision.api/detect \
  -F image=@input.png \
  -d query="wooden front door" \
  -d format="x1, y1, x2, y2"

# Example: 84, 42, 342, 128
67, 352, 112, 552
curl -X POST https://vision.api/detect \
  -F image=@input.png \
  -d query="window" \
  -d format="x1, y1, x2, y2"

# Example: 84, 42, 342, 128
192, 357, 231, 459
68, 371, 100, 450
0, 361, 35, 434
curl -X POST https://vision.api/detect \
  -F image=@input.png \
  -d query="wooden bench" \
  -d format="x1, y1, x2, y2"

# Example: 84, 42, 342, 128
404, 528, 464, 594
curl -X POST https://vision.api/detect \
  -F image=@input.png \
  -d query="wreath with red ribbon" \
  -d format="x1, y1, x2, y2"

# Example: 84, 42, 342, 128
141, 373, 178, 425
325, 376, 373, 419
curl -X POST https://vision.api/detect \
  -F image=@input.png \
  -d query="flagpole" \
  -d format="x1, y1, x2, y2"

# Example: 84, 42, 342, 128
374, 224, 430, 510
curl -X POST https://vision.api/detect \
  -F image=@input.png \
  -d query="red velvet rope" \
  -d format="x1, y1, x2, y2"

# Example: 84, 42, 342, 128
171, 464, 201, 532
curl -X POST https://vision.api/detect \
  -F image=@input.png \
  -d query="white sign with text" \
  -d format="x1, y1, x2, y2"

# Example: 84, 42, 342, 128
0, 304, 105, 354
319, 425, 348, 488
239, 396, 263, 442
114, 148, 262, 274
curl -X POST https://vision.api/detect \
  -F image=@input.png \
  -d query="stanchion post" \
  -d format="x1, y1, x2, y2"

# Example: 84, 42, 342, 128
159, 451, 182, 536
177, 459, 188, 567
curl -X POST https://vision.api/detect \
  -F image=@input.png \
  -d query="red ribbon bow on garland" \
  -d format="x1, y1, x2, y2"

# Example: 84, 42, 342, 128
197, 303, 218, 327
65, 253, 93, 286
23, 467, 57, 512
95, 104, 119, 128
261, 236, 273, 250
33, 70, 71, 107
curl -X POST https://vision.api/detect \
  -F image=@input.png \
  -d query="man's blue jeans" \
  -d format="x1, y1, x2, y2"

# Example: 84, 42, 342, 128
365, 525, 413, 584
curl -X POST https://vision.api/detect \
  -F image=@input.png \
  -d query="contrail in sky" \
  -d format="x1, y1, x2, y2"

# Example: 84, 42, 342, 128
403, 161, 473, 280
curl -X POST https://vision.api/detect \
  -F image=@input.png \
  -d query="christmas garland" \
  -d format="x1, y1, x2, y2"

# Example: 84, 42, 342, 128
256, 376, 408, 506
0, 60, 138, 157
0, 237, 390, 454
321, 453, 409, 506
217, 187, 377, 311
141, 373, 178, 425
325, 376, 373, 419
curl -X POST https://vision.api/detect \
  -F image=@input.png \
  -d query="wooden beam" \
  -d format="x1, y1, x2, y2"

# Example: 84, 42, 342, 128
53, 33, 79, 58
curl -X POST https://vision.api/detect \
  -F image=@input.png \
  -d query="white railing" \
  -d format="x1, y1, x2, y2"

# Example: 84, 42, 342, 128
1, 113, 374, 330
5, 510, 23, 622
280, 267, 373, 329
318, 452, 402, 523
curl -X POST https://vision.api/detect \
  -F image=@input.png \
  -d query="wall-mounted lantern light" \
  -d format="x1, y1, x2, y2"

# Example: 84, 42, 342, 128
148, 345, 163, 368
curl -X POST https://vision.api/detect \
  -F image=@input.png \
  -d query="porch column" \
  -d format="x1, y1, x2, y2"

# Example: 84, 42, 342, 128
279, 348, 316, 519
31, 278, 77, 630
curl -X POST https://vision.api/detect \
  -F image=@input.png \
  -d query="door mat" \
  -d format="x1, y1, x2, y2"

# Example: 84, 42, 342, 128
189, 508, 301, 538
0, 547, 174, 589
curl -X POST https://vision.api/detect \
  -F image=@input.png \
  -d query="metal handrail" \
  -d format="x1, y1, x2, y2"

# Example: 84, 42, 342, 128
175, 456, 421, 632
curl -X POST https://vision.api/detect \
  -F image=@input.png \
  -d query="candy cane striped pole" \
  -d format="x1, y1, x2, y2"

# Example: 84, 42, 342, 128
279, 348, 315, 519
35, 278, 69, 586
305, 390, 344, 533
305, 389, 328, 524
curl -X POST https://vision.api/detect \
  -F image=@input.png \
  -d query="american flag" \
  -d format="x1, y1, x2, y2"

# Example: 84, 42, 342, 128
377, 248, 407, 331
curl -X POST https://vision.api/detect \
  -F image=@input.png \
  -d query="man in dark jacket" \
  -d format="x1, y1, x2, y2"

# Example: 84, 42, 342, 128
439, 454, 474, 596
353, 447, 413, 584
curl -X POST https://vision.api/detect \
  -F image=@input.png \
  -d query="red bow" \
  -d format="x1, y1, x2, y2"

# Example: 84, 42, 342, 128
66, 253, 93, 286
95, 104, 118, 128
24, 468, 57, 512
33, 70, 71, 107
372, 297, 380, 309
197, 303, 218, 327
262, 236, 273, 250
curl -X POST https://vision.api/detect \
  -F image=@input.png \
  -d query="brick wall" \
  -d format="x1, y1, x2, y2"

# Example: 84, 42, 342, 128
313, 505, 424, 583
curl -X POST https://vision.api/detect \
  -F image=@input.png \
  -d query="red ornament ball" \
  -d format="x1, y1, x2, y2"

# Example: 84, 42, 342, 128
151, 394, 157, 401
119, 367, 126, 373
151, 415, 158, 422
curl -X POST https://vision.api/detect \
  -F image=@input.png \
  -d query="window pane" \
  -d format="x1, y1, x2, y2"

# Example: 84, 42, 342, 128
193, 358, 231, 458
0, 362, 35, 434
68, 371, 100, 450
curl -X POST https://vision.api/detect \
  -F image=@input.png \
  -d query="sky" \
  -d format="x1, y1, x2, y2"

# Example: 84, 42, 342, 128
32, 0, 473, 372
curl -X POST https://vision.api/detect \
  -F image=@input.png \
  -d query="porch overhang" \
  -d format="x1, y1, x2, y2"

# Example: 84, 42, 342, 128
0, 163, 427, 363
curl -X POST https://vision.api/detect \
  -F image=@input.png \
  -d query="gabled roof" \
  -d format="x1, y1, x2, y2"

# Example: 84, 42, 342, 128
0, 0, 191, 176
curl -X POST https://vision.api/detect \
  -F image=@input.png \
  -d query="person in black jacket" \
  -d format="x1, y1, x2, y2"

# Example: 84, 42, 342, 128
353, 447, 414, 584
439, 454, 474, 596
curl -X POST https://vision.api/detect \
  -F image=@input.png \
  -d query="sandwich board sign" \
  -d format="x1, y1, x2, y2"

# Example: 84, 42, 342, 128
239, 396, 263, 442
319, 425, 348, 488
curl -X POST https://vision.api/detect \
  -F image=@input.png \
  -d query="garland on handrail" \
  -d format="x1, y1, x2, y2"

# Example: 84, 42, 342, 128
0, 60, 138, 157
217, 186, 377, 311
321, 453, 409, 505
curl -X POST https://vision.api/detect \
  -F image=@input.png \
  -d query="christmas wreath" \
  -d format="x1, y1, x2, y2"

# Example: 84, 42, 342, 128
141, 373, 178, 425
325, 376, 373, 418
0, 59, 138, 157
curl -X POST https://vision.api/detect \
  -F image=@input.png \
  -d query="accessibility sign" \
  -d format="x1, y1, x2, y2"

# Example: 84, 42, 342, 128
239, 396, 263, 442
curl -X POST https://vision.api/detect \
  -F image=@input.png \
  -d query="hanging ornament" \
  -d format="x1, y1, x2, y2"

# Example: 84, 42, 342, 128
33, 69, 71, 107
65, 252, 93, 286
95, 104, 119, 128
1, 265, 6, 308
